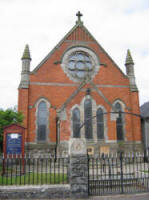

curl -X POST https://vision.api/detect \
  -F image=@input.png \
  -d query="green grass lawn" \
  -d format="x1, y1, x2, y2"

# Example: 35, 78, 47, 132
140, 170, 149, 174
0, 172, 68, 185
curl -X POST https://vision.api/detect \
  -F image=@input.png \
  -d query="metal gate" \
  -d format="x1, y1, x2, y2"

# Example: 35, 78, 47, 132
88, 152, 149, 196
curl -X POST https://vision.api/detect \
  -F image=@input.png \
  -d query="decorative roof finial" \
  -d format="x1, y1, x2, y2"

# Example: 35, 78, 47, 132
125, 49, 134, 65
76, 11, 83, 23
21, 44, 31, 60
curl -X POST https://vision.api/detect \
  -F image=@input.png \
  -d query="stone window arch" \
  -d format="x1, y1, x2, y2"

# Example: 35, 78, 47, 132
35, 98, 50, 143
72, 107, 81, 138
73, 96, 108, 142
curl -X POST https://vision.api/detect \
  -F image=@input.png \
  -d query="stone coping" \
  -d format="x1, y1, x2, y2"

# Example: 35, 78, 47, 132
0, 184, 70, 190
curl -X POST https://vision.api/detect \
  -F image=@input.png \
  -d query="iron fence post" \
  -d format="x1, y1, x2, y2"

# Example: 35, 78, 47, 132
108, 158, 112, 189
120, 152, 124, 194
87, 150, 90, 196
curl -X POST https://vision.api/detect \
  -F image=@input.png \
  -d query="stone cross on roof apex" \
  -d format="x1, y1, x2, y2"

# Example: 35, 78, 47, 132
76, 11, 83, 23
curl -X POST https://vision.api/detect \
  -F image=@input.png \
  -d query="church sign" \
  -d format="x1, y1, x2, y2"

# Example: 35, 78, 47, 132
3, 124, 25, 157
6, 133, 22, 154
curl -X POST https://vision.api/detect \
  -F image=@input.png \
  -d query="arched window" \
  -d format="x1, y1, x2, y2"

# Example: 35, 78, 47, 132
37, 101, 48, 142
97, 108, 104, 139
115, 102, 124, 141
84, 99, 92, 139
72, 107, 80, 138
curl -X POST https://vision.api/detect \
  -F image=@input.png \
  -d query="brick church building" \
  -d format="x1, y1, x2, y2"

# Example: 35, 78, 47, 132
18, 12, 142, 155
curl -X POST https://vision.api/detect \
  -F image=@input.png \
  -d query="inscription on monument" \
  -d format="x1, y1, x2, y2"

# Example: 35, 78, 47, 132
69, 138, 86, 155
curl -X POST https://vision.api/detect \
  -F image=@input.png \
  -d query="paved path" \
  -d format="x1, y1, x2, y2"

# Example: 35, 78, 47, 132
91, 193, 149, 200
7, 192, 149, 200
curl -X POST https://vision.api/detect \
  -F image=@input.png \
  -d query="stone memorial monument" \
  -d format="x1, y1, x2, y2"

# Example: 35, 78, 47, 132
69, 138, 88, 198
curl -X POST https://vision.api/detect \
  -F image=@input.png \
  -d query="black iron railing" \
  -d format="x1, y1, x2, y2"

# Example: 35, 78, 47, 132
0, 155, 69, 185
88, 152, 149, 196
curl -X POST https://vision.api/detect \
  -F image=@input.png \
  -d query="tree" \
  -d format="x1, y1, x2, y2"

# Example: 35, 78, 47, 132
0, 107, 23, 151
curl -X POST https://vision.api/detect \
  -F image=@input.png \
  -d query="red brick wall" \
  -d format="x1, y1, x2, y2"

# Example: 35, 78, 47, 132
18, 88, 29, 141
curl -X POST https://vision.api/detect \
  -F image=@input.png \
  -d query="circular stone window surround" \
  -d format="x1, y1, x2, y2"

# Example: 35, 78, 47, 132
61, 47, 100, 82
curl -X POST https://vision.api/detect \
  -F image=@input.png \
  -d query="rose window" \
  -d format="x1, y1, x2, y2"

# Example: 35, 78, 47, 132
67, 52, 93, 79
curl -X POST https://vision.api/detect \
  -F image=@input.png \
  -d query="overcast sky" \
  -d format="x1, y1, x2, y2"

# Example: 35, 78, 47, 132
0, 0, 149, 109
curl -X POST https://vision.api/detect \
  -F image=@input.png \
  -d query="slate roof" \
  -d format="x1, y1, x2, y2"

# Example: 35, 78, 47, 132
140, 101, 149, 118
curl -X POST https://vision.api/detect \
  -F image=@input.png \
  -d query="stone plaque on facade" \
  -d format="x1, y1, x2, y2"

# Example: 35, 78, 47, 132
87, 146, 94, 155
100, 146, 110, 155
69, 138, 86, 155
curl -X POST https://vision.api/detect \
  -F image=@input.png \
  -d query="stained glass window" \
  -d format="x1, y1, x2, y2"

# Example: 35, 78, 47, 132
68, 52, 93, 79
72, 108, 80, 138
84, 99, 93, 139
115, 103, 124, 141
37, 101, 47, 142
97, 108, 104, 139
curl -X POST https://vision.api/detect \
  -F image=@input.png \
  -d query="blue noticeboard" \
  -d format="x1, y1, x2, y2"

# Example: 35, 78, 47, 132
6, 133, 22, 154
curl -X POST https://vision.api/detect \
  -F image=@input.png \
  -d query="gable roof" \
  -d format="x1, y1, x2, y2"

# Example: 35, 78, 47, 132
31, 19, 127, 77
140, 101, 149, 118
3, 123, 25, 130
